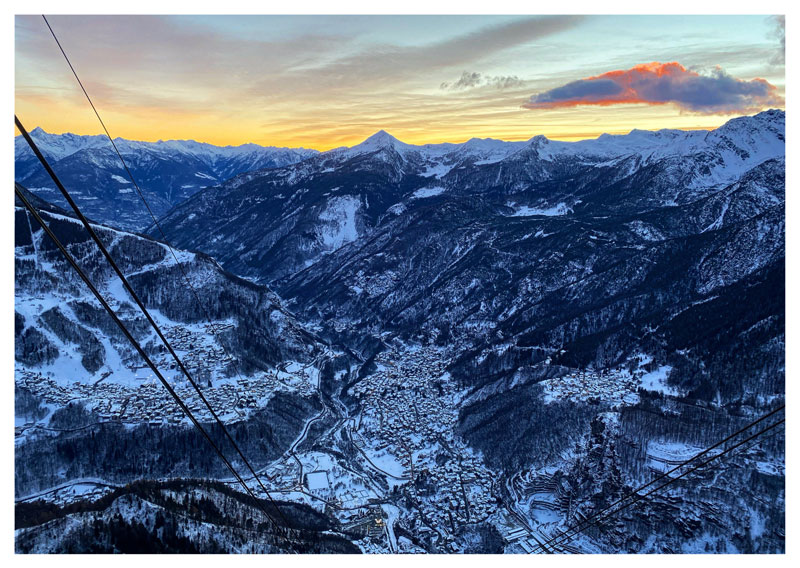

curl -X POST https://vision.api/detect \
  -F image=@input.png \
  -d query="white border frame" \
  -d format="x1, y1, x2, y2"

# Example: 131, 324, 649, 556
3, 3, 794, 566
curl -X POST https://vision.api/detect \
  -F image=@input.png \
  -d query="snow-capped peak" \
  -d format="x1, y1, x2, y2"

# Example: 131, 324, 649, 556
351, 130, 409, 153
514, 109, 784, 175
15, 127, 110, 162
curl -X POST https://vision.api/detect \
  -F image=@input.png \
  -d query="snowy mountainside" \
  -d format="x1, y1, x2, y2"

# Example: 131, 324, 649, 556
281, 155, 783, 399
14, 188, 360, 526
15, 187, 326, 429
15, 479, 359, 553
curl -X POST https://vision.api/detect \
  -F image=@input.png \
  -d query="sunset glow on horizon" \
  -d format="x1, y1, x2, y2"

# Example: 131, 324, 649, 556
15, 15, 785, 150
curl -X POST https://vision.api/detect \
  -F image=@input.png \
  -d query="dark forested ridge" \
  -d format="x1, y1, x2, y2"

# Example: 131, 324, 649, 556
15, 478, 359, 553
15, 394, 321, 498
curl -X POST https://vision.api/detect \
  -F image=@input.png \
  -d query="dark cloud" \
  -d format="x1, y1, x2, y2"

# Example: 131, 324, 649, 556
523, 61, 783, 114
442, 71, 483, 90
769, 15, 785, 65
487, 75, 526, 89
441, 71, 525, 90
300, 16, 582, 89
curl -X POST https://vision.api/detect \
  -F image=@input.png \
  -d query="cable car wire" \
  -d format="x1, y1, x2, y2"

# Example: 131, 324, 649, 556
534, 407, 785, 553
39, 15, 294, 519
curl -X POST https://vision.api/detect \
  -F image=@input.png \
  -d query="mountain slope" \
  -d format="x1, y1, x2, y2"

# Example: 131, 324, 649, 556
151, 110, 784, 414
15, 185, 326, 417
15, 478, 359, 553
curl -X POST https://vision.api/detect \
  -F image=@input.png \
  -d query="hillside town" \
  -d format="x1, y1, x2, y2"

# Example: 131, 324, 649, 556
539, 368, 641, 406
15, 333, 318, 434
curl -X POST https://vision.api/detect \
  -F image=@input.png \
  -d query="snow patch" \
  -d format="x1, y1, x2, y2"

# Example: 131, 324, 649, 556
639, 365, 678, 396
306, 471, 329, 491
318, 195, 361, 251
411, 186, 446, 199
507, 202, 571, 217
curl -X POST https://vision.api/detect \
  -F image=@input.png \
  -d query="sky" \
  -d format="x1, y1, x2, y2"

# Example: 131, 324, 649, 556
14, 15, 786, 150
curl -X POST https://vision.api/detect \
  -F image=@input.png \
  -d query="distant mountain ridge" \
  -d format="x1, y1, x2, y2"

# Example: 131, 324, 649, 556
366, 110, 781, 181
16, 112, 784, 234
156, 109, 784, 282
14, 127, 319, 231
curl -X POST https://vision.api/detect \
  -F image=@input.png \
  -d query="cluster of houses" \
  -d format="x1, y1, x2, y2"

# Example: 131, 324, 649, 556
160, 322, 236, 377
350, 346, 496, 534
17, 481, 116, 508
15, 354, 316, 427
540, 368, 640, 405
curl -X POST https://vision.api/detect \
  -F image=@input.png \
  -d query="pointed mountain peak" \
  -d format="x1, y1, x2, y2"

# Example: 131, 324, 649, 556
527, 134, 551, 147
29, 126, 47, 136
336, 129, 414, 159
359, 129, 404, 149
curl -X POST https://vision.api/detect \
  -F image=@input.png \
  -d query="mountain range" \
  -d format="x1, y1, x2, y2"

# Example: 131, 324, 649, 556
14, 110, 785, 553
15, 127, 318, 231
156, 110, 784, 283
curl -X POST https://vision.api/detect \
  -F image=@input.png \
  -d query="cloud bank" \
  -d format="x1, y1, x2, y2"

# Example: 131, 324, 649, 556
524, 62, 783, 114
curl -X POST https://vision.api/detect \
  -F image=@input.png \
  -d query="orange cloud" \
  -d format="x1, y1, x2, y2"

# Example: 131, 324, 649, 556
524, 62, 783, 114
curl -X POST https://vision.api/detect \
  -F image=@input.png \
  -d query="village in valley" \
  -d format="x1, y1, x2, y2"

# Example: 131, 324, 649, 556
539, 368, 642, 405
344, 345, 498, 547
15, 314, 672, 552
